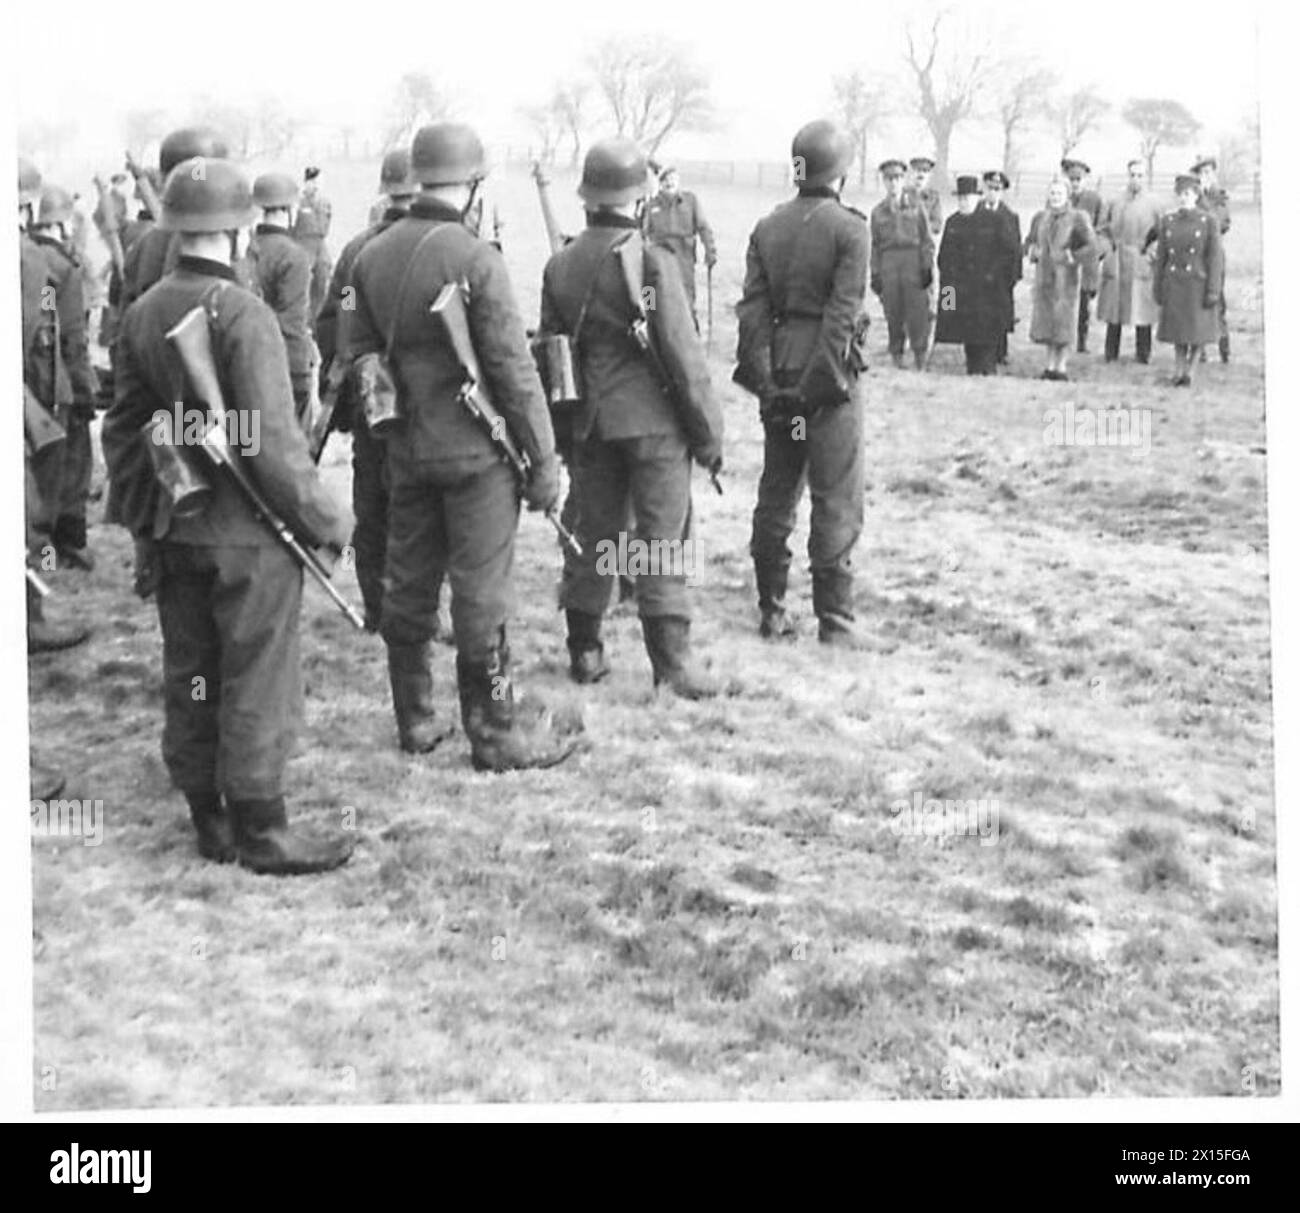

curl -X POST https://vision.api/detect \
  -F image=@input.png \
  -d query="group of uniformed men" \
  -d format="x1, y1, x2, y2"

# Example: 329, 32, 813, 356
863, 152, 1233, 384
19, 115, 1236, 875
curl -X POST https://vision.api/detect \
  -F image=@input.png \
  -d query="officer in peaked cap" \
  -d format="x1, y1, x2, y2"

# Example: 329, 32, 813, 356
735, 119, 871, 648
643, 161, 718, 321
250, 171, 318, 426
102, 158, 355, 874
981, 170, 1022, 365
343, 122, 576, 771
1062, 157, 1104, 352
870, 158, 934, 369
1152, 172, 1225, 385
1191, 154, 1231, 361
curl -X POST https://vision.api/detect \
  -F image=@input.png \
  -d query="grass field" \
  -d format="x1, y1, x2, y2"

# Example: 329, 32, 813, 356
28, 163, 1277, 1106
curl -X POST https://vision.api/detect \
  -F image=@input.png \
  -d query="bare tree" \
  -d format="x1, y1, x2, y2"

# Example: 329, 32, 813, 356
188, 97, 256, 158
588, 35, 713, 156
18, 117, 79, 162
995, 65, 1057, 180
551, 80, 589, 168
902, 9, 998, 186
1122, 97, 1201, 179
385, 71, 449, 151
253, 96, 299, 159
1051, 86, 1110, 159
1215, 107, 1261, 193
831, 70, 893, 187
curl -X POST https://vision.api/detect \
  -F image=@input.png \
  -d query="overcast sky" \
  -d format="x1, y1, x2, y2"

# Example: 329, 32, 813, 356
11, 0, 1260, 170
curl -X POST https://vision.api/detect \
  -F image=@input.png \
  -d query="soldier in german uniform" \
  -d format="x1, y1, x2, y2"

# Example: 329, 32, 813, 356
539, 138, 724, 697
119, 127, 231, 313
1192, 155, 1231, 362
981, 170, 1021, 365
28, 184, 100, 571
1063, 158, 1104, 353
103, 158, 356, 875
292, 165, 332, 329
735, 119, 870, 647
1153, 173, 1225, 386
249, 172, 318, 426
642, 164, 718, 321
317, 149, 444, 636
870, 158, 933, 369
345, 123, 575, 769
20, 157, 92, 657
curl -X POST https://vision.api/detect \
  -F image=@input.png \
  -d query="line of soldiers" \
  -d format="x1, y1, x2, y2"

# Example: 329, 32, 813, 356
19, 117, 1234, 875
864, 153, 1233, 384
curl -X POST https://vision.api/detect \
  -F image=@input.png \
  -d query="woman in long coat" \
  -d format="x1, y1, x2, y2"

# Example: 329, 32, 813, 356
1025, 178, 1098, 381
1152, 173, 1225, 386
934, 176, 1013, 374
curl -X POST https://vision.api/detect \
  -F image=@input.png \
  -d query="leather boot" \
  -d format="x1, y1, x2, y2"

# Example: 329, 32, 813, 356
1219, 334, 1230, 363
27, 585, 90, 653
813, 567, 873, 649
231, 796, 354, 875
1136, 326, 1152, 364
457, 641, 578, 773
187, 792, 236, 863
566, 610, 610, 684
641, 616, 719, 699
386, 642, 452, 753
755, 559, 796, 640
1104, 324, 1121, 362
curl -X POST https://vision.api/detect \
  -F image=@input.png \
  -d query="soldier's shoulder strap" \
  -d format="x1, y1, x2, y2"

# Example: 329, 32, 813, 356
840, 201, 869, 222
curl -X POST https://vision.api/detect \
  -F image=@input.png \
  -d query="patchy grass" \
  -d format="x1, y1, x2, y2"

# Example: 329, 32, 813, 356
28, 175, 1276, 1106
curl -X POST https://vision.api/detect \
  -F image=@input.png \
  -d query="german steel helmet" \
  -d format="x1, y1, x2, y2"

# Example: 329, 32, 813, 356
792, 120, 854, 188
578, 138, 650, 206
410, 123, 487, 186
252, 171, 300, 209
158, 158, 258, 232
37, 184, 77, 226
380, 148, 415, 197
159, 126, 232, 177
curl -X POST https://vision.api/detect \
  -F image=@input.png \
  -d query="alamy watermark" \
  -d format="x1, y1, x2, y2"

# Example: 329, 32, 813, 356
31, 798, 104, 846
1043, 401, 1151, 456
890, 791, 1000, 847
594, 532, 696, 579
151, 403, 261, 456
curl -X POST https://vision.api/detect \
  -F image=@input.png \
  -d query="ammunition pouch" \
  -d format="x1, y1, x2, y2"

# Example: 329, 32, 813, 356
142, 413, 213, 520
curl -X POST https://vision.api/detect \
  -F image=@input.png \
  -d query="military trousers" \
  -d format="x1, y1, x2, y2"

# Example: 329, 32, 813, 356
750, 394, 865, 603
155, 541, 304, 802
54, 406, 94, 551
560, 432, 693, 620
878, 248, 932, 355
380, 452, 517, 661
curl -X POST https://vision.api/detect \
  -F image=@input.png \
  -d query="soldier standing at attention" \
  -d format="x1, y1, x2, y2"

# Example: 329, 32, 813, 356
904, 156, 944, 237
642, 164, 718, 323
1192, 154, 1231, 362
1153, 173, 1225, 387
292, 165, 332, 330
28, 184, 101, 571
317, 148, 445, 636
1062, 158, 1104, 353
1096, 159, 1163, 364
870, 158, 933, 369
735, 120, 870, 647
539, 138, 724, 696
981, 170, 1022, 365
102, 158, 356, 874
119, 127, 231, 312
250, 172, 319, 427
20, 158, 91, 655
345, 123, 575, 769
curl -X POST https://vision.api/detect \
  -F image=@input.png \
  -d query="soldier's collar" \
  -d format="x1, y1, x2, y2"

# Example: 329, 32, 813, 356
177, 255, 238, 281
588, 212, 639, 230
797, 186, 839, 199
383, 205, 409, 222
409, 195, 467, 223
255, 223, 289, 236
